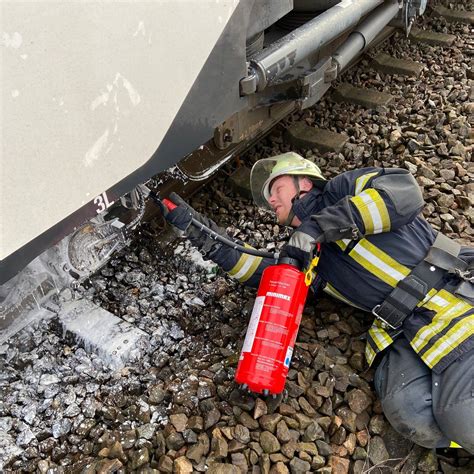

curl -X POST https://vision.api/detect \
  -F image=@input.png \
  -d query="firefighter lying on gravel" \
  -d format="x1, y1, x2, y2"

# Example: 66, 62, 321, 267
162, 152, 474, 453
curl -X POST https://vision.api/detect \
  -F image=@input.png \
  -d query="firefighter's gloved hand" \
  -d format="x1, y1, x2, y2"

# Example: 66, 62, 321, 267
284, 222, 324, 269
163, 193, 197, 232
165, 192, 229, 256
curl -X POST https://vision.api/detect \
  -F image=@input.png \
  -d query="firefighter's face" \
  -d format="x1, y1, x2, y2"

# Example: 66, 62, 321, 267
268, 175, 300, 225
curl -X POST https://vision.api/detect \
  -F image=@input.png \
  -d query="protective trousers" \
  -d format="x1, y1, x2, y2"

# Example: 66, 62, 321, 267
374, 337, 474, 454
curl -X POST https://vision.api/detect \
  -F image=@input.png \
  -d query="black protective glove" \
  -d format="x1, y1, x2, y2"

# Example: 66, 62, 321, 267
283, 220, 325, 270
164, 193, 229, 256
163, 193, 195, 232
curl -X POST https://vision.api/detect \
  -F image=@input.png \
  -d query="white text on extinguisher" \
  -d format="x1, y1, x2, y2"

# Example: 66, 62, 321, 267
267, 291, 290, 301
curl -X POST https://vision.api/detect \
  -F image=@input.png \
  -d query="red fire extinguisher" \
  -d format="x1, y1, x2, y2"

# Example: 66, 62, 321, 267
234, 247, 320, 396
156, 195, 320, 396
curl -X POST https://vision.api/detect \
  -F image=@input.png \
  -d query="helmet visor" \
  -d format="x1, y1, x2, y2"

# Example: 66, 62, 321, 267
250, 158, 280, 209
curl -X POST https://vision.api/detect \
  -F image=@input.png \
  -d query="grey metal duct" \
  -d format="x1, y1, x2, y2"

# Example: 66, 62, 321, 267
332, 0, 400, 72
240, 0, 383, 94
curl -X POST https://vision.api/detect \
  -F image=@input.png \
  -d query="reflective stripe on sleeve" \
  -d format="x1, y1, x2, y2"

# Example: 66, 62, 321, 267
422, 314, 474, 369
349, 239, 410, 287
355, 172, 378, 195
227, 245, 263, 283
350, 189, 390, 234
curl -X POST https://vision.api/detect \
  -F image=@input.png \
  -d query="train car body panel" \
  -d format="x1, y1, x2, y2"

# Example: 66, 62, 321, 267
2, 0, 293, 283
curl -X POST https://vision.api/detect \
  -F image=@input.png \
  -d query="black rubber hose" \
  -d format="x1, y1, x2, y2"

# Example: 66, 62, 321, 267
188, 217, 278, 260
150, 192, 278, 261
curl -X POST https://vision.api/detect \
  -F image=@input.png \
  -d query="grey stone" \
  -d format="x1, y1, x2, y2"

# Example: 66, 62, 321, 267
353, 447, 367, 460
208, 463, 240, 474
231, 452, 248, 473
329, 455, 350, 474
130, 448, 149, 470
254, 398, 268, 419
210, 429, 228, 460
170, 413, 188, 432
296, 441, 318, 456
174, 456, 193, 474
302, 421, 325, 442
336, 406, 357, 433
233, 424, 250, 444
186, 433, 210, 462
316, 440, 332, 456
270, 462, 290, 474
276, 420, 292, 443
289, 457, 311, 473
166, 431, 185, 451
260, 431, 281, 454
347, 389, 372, 415
368, 436, 389, 465
417, 449, 438, 472
259, 414, 282, 433
205, 408, 221, 430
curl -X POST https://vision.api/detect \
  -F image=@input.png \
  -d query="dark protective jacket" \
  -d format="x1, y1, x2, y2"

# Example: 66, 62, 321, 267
202, 167, 474, 373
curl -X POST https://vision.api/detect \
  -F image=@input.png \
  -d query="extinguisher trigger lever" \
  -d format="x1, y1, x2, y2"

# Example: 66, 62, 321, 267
304, 243, 321, 286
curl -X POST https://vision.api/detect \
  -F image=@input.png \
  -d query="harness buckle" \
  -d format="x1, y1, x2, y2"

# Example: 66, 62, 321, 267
371, 305, 400, 331
454, 268, 474, 283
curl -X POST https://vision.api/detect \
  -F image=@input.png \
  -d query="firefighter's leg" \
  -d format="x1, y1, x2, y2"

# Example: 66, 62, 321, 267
374, 337, 450, 448
432, 347, 474, 454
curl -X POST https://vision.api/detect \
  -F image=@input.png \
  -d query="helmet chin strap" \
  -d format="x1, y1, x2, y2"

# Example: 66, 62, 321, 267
282, 176, 301, 227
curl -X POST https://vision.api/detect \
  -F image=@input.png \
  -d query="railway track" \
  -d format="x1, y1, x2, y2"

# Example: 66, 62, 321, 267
1, 2, 473, 472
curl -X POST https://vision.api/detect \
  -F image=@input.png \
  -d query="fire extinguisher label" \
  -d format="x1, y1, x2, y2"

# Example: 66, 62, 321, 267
242, 296, 265, 353
284, 346, 293, 368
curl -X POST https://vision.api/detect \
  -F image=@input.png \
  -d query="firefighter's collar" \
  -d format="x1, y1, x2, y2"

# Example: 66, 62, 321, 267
292, 188, 323, 222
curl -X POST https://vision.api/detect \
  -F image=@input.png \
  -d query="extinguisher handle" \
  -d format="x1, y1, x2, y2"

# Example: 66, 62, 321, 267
162, 198, 177, 211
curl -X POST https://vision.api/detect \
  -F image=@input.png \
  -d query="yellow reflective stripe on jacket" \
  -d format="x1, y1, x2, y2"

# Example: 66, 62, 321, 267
350, 189, 390, 234
227, 244, 262, 283
323, 283, 366, 310
365, 343, 376, 366
349, 239, 411, 287
417, 288, 442, 308
369, 321, 393, 351
412, 293, 472, 353
354, 171, 378, 195
449, 441, 462, 448
422, 314, 474, 369
335, 238, 351, 252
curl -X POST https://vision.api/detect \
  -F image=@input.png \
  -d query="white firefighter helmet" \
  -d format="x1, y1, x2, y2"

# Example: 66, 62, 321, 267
250, 152, 326, 209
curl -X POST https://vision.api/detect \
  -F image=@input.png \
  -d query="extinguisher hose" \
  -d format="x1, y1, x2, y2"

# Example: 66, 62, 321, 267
150, 192, 278, 260
188, 218, 277, 259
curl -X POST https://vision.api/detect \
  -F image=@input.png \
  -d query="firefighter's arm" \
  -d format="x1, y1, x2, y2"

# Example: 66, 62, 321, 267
209, 245, 274, 288
311, 168, 425, 241
164, 193, 272, 288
